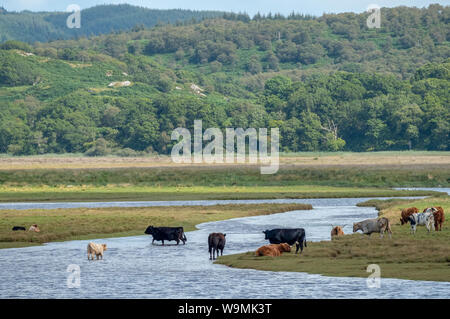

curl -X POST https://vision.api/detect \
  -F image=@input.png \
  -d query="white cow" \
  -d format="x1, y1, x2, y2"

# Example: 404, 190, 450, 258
408, 212, 435, 234
87, 242, 107, 260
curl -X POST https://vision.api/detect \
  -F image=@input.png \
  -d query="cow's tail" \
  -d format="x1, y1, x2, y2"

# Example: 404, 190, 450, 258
183, 232, 187, 242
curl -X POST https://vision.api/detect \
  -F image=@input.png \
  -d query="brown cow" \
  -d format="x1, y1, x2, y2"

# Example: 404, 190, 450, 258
424, 207, 445, 231
331, 226, 344, 238
400, 207, 419, 225
208, 232, 226, 260
255, 243, 291, 257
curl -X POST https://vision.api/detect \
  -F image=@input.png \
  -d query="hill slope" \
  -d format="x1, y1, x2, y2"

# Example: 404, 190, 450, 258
0, 4, 225, 43
0, 5, 448, 155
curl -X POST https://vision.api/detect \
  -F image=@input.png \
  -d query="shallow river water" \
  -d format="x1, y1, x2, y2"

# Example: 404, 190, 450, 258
0, 196, 449, 299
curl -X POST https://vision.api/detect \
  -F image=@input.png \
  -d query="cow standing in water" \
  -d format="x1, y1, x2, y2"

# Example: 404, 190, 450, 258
208, 233, 226, 260
144, 226, 187, 245
263, 228, 307, 254
87, 242, 107, 260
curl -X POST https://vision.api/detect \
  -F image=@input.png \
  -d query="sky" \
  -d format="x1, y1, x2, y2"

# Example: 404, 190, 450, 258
1, 0, 449, 16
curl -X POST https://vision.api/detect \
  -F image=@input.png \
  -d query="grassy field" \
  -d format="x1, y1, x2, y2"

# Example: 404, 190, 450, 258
0, 152, 447, 202
0, 184, 442, 202
216, 196, 450, 282
0, 152, 449, 169
0, 203, 311, 249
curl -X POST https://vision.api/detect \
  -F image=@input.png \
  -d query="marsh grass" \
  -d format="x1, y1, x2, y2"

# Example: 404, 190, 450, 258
0, 203, 311, 249
216, 196, 450, 282
0, 165, 448, 188
0, 185, 442, 203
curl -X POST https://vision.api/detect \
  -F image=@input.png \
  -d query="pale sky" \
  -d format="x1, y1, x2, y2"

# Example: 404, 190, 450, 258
2, 0, 449, 16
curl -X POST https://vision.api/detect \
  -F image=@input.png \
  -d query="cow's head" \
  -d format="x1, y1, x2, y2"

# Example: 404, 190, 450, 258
352, 223, 361, 233
262, 230, 269, 239
279, 243, 291, 253
423, 207, 438, 214
144, 226, 154, 235
332, 226, 344, 236
102, 244, 107, 251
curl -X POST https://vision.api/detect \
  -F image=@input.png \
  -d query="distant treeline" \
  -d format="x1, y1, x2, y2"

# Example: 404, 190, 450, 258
0, 4, 225, 43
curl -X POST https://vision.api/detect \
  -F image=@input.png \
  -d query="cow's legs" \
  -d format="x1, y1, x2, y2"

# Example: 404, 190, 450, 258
161, 240, 164, 246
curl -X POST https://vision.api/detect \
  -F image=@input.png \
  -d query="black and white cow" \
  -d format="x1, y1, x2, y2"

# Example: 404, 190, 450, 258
408, 212, 435, 234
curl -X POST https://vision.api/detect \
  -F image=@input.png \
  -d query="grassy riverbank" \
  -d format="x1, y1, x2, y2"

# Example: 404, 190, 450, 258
0, 203, 311, 249
216, 196, 450, 282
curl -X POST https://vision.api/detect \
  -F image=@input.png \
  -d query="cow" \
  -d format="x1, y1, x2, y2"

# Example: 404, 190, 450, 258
144, 226, 187, 245
353, 217, 392, 238
409, 212, 435, 234
208, 233, 226, 260
331, 226, 345, 239
423, 207, 445, 231
400, 207, 419, 225
12, 226, 26, 231
29, 224, 40, 232
87, 242, 107, 260
255, 243, 291, 257
262, 228, 307, 254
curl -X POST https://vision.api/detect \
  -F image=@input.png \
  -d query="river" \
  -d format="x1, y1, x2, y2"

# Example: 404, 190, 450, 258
0, 195, 449, 298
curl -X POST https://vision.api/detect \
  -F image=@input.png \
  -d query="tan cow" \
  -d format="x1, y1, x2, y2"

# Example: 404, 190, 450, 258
87, 242, 107, 260
255, 243, 291, 257
28, 224, 40, 232
331, 226, 344, 239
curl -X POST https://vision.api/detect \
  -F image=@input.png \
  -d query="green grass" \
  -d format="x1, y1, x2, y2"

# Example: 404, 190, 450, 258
216, 196, 450, 282
0, 203, 311, 249
0, 185, 441, 202
0, 165, 448, 188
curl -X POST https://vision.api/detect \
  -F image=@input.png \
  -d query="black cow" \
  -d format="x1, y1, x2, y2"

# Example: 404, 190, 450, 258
144, 226, 187, 245
263, 228, 307, 254
208, 233, 226, 260
12, 226, 26, 231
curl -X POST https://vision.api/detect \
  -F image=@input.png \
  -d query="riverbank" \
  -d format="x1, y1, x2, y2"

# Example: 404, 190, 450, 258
216, 196, 450, 282
0, 203, 311, 249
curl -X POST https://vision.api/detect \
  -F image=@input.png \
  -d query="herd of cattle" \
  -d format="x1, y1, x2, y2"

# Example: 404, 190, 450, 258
331, 206, 445, 238
11, 205, 445, 260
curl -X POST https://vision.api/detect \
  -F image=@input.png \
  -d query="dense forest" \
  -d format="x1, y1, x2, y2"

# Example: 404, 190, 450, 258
0, 5, 225, 43
0, 4, 448, 155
